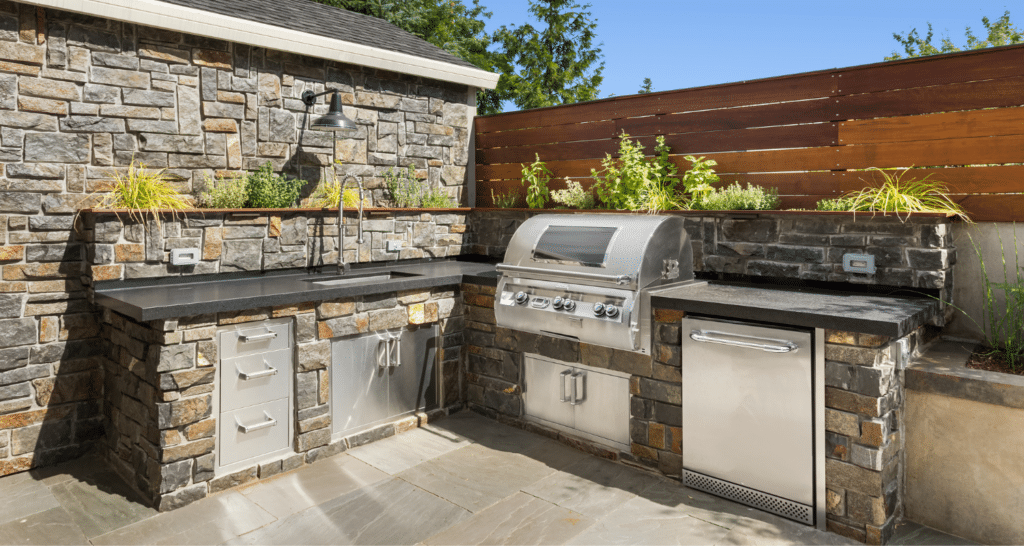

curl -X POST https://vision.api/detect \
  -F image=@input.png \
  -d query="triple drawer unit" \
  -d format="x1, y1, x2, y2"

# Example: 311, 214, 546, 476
217, 319, 294, 474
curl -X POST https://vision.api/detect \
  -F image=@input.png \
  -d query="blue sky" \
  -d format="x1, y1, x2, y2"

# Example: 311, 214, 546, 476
482, 0, 1018, 100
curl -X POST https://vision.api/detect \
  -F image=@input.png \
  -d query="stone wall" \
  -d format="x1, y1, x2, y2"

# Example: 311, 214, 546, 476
468, 211, 956, 307
82, 210, 468, 283
100, 285, 462, 510
462, 277, 936, 545
0, 0, 473, 476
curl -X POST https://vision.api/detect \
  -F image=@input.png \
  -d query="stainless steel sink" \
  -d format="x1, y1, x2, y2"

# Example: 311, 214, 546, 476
304, 271, 420, 287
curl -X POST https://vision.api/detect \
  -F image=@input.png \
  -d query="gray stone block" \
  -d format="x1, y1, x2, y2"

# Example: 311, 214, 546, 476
0, 347, 29, 371
158, 482, 207, 512
123, 88, 176, 107
0, 318, 36, 348
0, 192, 40, 213
221, 239, 262, 271
91, 66, 150, 89
159, 459, 192, 494
0, 294, 21, 319
91, 51, 138, 69
0, 382, 31, 402
25, 133, 90, 163
850, 443, 884, 471
193, 452, 215, 482
152, 343, 196, 373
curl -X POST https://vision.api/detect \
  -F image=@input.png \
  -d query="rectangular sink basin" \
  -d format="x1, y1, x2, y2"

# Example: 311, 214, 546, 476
305, 271, 420, 287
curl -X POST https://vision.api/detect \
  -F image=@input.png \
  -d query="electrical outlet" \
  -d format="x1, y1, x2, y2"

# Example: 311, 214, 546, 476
386, 240, 403, 252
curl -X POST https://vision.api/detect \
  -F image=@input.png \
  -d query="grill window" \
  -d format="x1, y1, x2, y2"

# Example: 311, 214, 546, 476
533, 226, 616, 267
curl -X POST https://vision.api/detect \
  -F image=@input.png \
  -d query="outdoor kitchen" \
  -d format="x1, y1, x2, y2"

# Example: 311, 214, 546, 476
0, 1, 1021, 545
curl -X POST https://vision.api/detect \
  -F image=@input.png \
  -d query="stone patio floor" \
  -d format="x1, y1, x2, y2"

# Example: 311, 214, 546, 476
0, 411, 973, 545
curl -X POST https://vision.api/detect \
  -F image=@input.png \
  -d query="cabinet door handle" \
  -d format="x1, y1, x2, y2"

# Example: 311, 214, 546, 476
570, 371, 584, 405
236, 360, 278, 380
239, 328, 277, 342
377, 338, 388, 369
236, 411, 277, 433
559, 370, 572, 402
689, 330, 798, 353
390, 336, 402, 367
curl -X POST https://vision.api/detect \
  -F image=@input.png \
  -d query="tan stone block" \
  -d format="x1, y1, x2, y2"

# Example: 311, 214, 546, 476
202, 227, 222, 260
317, 321, 334, 339
856, 334, 890, 348
629, 376, 640, 395
139, 46, 190, 64
408, 303, 425, 325
0, 282, 26, 292
463, 293, 493, 308
826, 488, 845, 516
0, 405, 73, 430
653, 308, 685, 323
860, 419, 886, 447
226, 133, 241, 169
272, 302, 314, 317
36, 319, 55, 345
268, 215, 281, 237
91, 264, 123, 282
450, 224, 466, 233
669, 426, 682, 454
317, 301, 354, 319
161, 429, 182, 447
28, 280, 77, 293
826, 330, 857, 345
19, 76, 78, 100
183, 326, 215, 341
100, 105, 161, 119
826, 408, 860, 437
217, 90, 244, 104
397, 290, 430, 304
192, 49, 231, 69
648, 422, 666, 450
0, 61, 39, 76
0, 245, 24, 261
202, 118, 237, 132
218, 309, 270, 325
0, 457, 32, 477
0, 42, 44, 66
630, 442, 658, 461
17, 96, 66, 115
161, 107, 176, 120
184, 418, 216, 441
114, 244, 144, 262
319, 369, 329, 405
160, 436, 215, 463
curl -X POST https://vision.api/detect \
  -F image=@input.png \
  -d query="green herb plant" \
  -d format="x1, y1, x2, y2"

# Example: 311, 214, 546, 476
94, 160, 193, 225
520, 154, 552, 209
690, 182, 780, 211
245, 162, 305, 209
490, 188, 521, 208
960, 228, 1024, 371
814, 167, 970, 222
384, 166, 456, 208
551, 178, 595, 209
421, 188, 457, 208
679, 155, 718, 204
590, 132, 682, 212
198, 172, 247, 209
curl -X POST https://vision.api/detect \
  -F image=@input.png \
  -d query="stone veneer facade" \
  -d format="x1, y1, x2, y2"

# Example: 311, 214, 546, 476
0, 0, 473, 477
463, 280, 937, 545
101, 285, 462, 510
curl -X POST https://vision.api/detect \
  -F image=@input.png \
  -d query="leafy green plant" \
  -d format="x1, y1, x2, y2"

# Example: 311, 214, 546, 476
490, 188, 521, 208
551, 178, 594, 209
520, 154, 551, 209
679, 155, 719, 204
385, 166, 424, 208
957, 228, 1024, 371
814, 167, 970, 222
690, 182, 780, 211
590, 132, 682, 212
421, 187, 457, 208
95, 160, 193, 224
198, 172, 247, 209
815, 196, 857, 212
245, 162, 305, 209
303, 165, 361, 209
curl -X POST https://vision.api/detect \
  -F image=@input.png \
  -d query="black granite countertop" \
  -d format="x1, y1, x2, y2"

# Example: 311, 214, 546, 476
95, 260, 499, 321
650, 281, 938, 337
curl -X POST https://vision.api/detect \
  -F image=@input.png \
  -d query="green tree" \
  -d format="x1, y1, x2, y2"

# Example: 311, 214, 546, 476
886, 10, 1023, 60
637, 77, 653, 94
313, 0, 503, 113
491, 0, 604, 111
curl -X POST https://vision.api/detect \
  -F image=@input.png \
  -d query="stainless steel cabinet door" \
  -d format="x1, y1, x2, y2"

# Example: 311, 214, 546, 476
390, 324, 438, 416
682, 317, 813, 505
523, 355, 574, 429
332, 332, 389, 435
572, 368, 629, 446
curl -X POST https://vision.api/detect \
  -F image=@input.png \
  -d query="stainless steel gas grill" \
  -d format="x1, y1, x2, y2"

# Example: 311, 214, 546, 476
495, 214, 695, 354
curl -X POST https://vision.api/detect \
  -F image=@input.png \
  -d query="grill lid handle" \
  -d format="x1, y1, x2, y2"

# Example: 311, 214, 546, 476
689, 330, 798, 353
495, 263, 635, 286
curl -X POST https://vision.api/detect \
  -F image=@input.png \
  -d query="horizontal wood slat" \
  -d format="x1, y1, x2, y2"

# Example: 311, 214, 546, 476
953, 194, 1024, 223
837, 134, 1024, 170
839, 106, 1024, 145
477, 123, 838, 164
837, 45, 1024, 95
835, 166, 1024, 195
836, 75, 1024, 120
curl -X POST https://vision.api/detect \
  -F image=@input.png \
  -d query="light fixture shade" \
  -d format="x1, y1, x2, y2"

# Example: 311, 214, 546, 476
311, 91, 358, 134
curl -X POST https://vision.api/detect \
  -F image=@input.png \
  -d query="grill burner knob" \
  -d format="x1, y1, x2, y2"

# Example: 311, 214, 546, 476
552, 297, 564, 309
593, 302, 605, 316
563, 299, 576, 311
604, 304, 619, 318
515, 291, 528, 304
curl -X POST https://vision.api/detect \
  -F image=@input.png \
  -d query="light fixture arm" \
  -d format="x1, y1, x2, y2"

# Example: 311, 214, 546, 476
299, 90, 397, 113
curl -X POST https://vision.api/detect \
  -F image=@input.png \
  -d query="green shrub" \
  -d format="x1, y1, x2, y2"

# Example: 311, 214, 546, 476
384, 166, 455, 208
679, 155, 718, 203
244, 162, 305, 208
95, 161, 193, 224
551, 178, 594, 209
490, 188, 521, 208
691, 182, 780, 211
816, 197, 856, 212
421, 187, 457, 208
198, 172, 247, 209
591, 132, 682, 212
521, 154, 552, 209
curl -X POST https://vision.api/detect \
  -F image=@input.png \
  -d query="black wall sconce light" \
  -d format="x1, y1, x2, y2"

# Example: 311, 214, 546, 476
301, 90, 398, 136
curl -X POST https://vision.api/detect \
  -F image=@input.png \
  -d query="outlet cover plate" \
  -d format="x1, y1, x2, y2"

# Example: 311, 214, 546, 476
842, 253, 876, 274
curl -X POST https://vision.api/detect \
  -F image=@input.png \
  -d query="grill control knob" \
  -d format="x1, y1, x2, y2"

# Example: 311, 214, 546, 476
563, 299, 576, 311
604, 304, 619, 318
515, 291, 528, 305
593, 302, 605, 316
552, 297, 564, 309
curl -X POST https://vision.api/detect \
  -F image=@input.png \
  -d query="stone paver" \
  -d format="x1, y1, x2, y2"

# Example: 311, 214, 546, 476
0, 411, 969, 546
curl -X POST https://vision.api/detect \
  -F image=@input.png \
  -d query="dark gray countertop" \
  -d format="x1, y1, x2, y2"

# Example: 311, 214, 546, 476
95, 261, 499, 321
650, 281, 938, 337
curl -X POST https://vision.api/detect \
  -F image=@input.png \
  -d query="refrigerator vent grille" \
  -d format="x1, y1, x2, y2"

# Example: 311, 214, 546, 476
684, 470, 813, 525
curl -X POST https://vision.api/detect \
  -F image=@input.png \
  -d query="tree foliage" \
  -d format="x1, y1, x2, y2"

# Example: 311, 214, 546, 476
491, 0, 604, 111
886, 10, 1023, 60
637, 77, 653, 94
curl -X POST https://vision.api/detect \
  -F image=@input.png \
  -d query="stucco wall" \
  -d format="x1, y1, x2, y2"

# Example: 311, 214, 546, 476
946, 222, 1024, 343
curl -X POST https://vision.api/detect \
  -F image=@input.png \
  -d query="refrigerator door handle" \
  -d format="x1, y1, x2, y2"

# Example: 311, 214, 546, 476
689, 330, 798, 353
559, 369, 572, 402
570, 371, 584, 405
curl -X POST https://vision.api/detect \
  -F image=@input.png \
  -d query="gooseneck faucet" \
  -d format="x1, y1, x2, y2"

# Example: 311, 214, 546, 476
338, 175, 364, 274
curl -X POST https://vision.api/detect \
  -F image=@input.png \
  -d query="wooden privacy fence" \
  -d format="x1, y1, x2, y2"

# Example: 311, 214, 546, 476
474, 44, 1024, 222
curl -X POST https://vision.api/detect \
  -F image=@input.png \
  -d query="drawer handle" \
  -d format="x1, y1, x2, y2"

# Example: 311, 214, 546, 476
559, 369, 572, 402
236, 361, 278, 380
689, 330, 798, 353
236, 412, 277, 433
239, 329, 277, 343
570, 371, 584, 405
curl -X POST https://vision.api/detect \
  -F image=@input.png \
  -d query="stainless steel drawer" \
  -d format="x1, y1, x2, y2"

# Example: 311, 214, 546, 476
220, 322, 290, 359
221, 348, 292, 412
219, 398, 290, 467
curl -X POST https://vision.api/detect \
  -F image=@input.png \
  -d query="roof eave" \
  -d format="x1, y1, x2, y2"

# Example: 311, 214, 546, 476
25, 0, 500, 89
